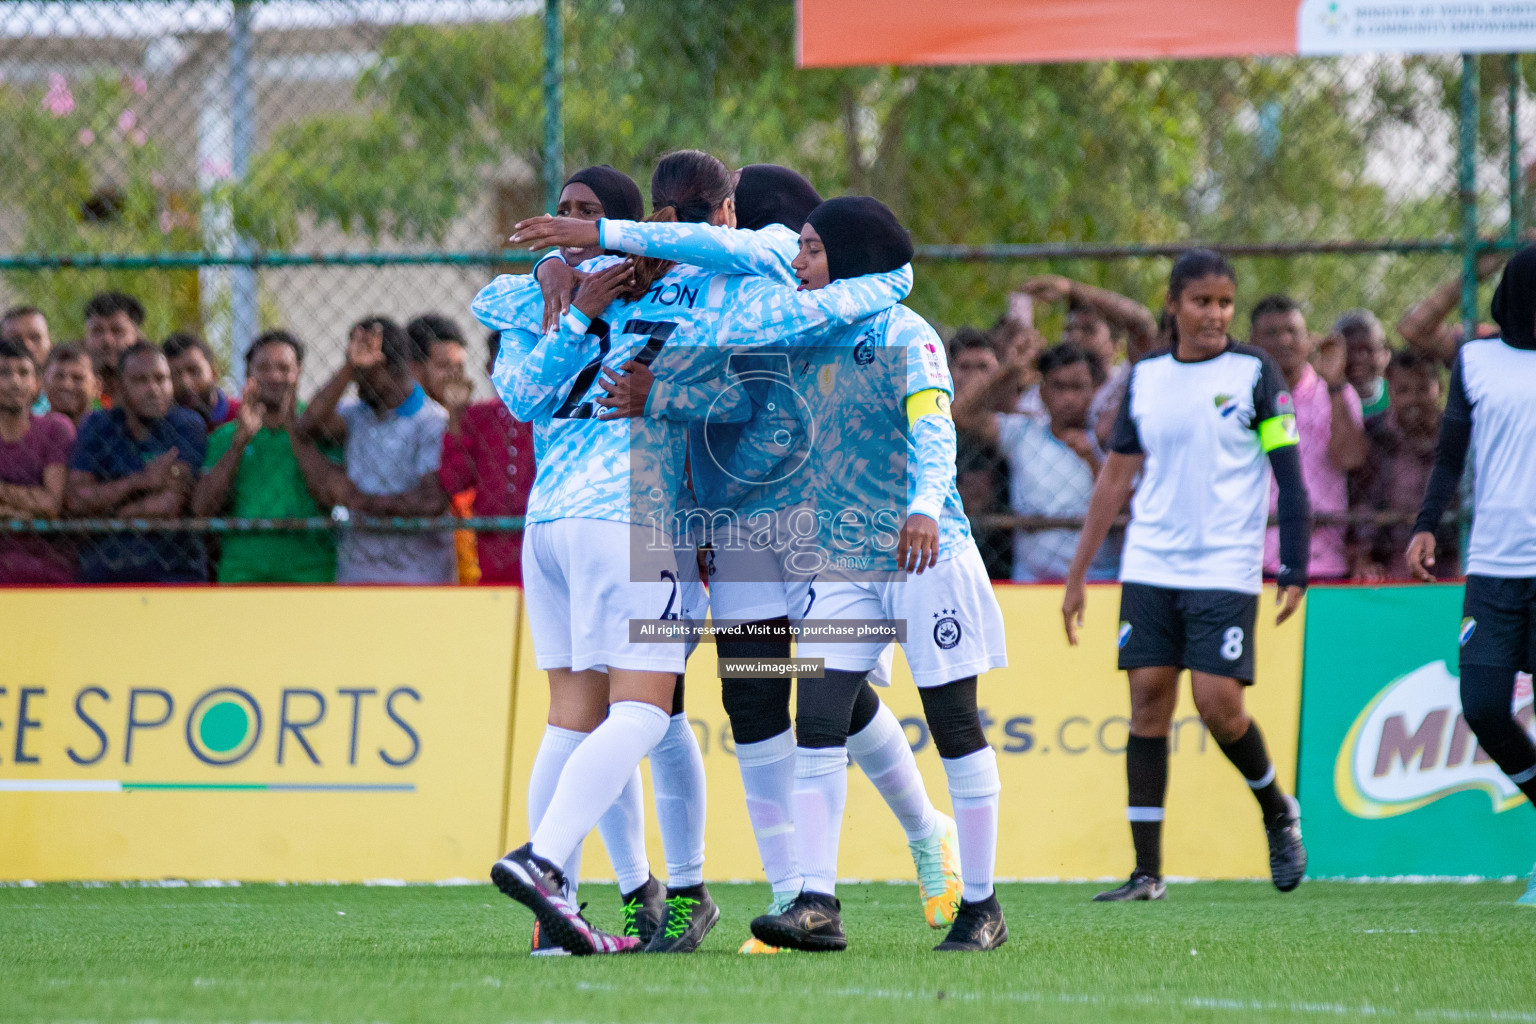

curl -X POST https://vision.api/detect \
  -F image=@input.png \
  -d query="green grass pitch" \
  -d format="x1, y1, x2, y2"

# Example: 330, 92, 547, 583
3, 880, 1534, 1023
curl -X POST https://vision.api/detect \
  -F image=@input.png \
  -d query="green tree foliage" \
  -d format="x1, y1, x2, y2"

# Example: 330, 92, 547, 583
0, 73, 200, 340
235, 1, 1478, 333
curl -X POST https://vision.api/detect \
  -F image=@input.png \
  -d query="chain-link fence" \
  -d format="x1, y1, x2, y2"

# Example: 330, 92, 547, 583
0, 1, 1520, 584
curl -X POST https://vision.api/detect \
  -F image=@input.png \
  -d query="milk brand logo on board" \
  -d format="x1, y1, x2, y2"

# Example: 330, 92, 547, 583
1335, 661, 1535, 819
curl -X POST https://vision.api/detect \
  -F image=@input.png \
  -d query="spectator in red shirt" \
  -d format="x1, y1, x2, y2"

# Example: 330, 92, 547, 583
0, 341, 75, 583
163, 332, 240, 429
436, 330, 534, 584
408, 314, 479, 579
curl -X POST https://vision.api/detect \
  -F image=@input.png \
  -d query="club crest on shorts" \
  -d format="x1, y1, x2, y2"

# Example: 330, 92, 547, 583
1118, 621, 1133, 649
1459, 617, 1476, 646
932, 609, 962, 650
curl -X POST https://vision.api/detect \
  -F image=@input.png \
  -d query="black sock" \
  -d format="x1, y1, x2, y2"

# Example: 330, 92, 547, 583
1126, 734, 1168, 878
1460, 664, 1536, 805
1217, 721, 1288, 819
665, 881, 708, 899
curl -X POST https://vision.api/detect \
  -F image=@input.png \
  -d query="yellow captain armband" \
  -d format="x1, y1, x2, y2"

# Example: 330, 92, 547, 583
1258, 413, 1300, 452
906, 388, 952, 428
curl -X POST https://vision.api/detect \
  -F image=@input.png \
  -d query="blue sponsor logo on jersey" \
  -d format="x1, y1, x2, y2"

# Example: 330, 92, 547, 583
1213, 393, 1239, 418
643, 281, 700, 307
1459, 617, 1476, 646
1118, 621, 1133, 649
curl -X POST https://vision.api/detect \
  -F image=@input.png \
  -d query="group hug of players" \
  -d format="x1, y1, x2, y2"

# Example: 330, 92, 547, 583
471, 150, 1536, 957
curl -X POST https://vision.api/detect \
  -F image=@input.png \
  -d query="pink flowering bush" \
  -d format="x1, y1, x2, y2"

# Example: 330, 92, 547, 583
0, 73, 199, 339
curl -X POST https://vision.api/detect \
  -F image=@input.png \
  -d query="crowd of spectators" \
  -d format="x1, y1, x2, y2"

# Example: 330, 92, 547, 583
950, 264, 1489, 583
0, 292, 532, 585
0, 259, 1491, 587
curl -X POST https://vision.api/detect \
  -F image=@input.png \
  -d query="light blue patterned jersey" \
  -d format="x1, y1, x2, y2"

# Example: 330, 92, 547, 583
797, 304, 972, 567
592, 219, 817, 514
471, 261, 912, 535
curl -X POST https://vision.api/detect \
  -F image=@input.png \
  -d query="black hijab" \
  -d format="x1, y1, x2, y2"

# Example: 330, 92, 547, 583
735, 164, 822, 232
806, 196, 914, 283
1490, 244, 1536, 350
562, 165, 644, 222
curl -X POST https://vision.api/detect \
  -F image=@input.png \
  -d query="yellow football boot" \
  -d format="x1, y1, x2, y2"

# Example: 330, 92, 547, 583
910, 812, 963, 929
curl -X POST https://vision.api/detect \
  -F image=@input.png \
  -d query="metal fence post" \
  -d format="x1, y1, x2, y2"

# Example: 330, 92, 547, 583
229, 0, 257, 385
1509, 53, 1522, 245
543, 0, 564, 215
1459, 53, 1480, 338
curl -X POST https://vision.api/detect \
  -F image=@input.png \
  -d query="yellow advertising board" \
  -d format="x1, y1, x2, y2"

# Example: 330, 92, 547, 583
0, 588, 521, 882
504, 583, 1305, 883
2, 582, 1301, 883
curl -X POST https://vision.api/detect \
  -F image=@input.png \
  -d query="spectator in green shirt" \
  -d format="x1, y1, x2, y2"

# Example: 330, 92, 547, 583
193, 330, 340, 583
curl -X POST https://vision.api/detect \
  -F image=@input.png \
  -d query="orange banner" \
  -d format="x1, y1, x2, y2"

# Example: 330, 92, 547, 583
799, 0, 1298, 67
797, 1, 1536, 67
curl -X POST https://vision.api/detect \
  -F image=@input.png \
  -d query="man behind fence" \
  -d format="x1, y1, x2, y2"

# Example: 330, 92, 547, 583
193, 330, 339, 584
1353, 350, 1459, 582
1, 306, 52, 415
41, 346, 98, 430
82, 291, 145, 405
65, 342, 207, 583
954, 341, 1117, 583
163, 332, 240, 430
298, 316, 453, 585
0, 340, 75, 584
1250, 295, 1368, 583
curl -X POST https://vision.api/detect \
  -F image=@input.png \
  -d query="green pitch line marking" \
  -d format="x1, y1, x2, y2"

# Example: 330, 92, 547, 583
0, 781, 415, 793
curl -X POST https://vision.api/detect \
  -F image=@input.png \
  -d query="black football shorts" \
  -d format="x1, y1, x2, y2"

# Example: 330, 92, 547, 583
1459, 575, 1536, 674
1117, 582, 1259, 684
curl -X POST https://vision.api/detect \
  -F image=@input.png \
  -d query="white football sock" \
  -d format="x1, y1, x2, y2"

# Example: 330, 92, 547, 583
531, 701, 670, 870
595, 767, 651, 894
526, 724, 587, 895
848, 702, 937, 842
791, 746, 849, 896
735, 729, 801, 897
649, 713, 708, 889
943, 746, 1000, 903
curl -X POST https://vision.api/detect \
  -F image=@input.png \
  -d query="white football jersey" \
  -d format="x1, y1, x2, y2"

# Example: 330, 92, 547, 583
1452, 338, 1536, 577
1111, 342, 1298, 595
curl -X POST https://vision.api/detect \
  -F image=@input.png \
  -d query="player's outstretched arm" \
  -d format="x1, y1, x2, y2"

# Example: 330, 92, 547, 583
514, 217, 799, 285
713, 265, 913, 347
603, 220, 799, 284
1062, 452, 1142, 646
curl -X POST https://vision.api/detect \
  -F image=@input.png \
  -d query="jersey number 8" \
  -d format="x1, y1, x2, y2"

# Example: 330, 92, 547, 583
1220, 626, 1245, 661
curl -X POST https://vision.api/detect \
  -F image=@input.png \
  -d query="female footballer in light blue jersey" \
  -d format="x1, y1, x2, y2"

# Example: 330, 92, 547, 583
514, 170, 965, 950
476, 152, 913, 957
